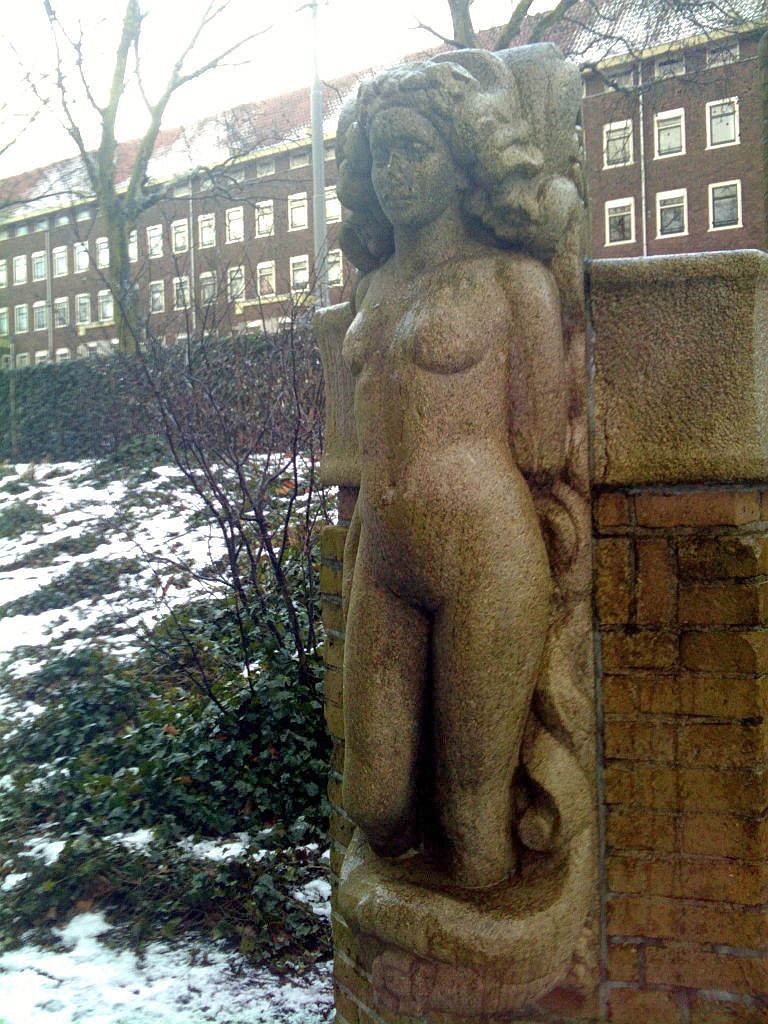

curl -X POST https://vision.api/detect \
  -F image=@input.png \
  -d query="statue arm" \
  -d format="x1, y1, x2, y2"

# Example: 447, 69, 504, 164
503, 259, 569, 486
313, 302, 359, 488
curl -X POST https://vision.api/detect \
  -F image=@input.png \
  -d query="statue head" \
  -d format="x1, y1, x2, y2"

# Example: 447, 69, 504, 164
336, 44, 585, 275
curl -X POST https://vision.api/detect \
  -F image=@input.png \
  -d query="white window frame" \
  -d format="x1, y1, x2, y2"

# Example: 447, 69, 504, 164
147, 224, 163, 259
656, 188, 688, 238
256, 260, 276, 298
0, 259, 6, 288
14, 303, 28, 333
707, 40, 739, 67
34, 350, 48, 365
75, 293, 91, 325
289, 254, 310, 292
602, 120, 633, 169
227, 265, 245, 302
31, 251, 47, 281
288, 193, 308, 231
604, 197, 636, 246
198, 213, 215, 249
52, 246, 68, 277
225, 207, 244, 244
654, 108, 685, 159
708, 179, 742, 231
173, 276, 190, 310
55, 347, 71, 362
0, 308, 8, 335
171, 219, 189, 253
325, 185, 342, 224
328, 248, 343, 287
13, 255, 27, 285
53, 297, 69, 328
128, 229, 138, 263
655, 53, 685, 79
15, 351, 30, 367
255, 156, 275, 178
96, 236, 109, 269
289, 150, 310, 169
149, 280, 165, 314
254, 200, 274, 237
199, 271, 216, 304
73, 242, 89, 273
97, 289, 114, 323
706, 97, 739, 149
32, 300, 47, 331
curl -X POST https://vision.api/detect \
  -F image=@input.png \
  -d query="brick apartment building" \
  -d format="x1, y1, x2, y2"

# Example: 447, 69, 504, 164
0, 3, 765, 366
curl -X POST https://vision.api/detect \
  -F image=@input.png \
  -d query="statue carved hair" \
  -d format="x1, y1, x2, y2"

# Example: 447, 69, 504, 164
336, 43, 585, 286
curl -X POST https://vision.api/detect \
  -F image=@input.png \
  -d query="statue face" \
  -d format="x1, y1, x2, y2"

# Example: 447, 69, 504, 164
368, 107, 463, 229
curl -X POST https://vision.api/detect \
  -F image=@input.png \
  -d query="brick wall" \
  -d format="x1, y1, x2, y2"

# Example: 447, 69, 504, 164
321, 483, 768, 1023
596, 487, 768, 1024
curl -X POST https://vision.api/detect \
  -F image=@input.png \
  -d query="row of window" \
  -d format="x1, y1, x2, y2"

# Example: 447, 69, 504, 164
602, 40, 739, 91
603, 98, 739, 169
0, 251, 344, 333
0, 190, 342, 287
605, 179, 742, 245
1, 340, 118, 368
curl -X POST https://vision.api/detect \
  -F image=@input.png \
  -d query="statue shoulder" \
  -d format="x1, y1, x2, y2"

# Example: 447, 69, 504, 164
493, 254, 560, 310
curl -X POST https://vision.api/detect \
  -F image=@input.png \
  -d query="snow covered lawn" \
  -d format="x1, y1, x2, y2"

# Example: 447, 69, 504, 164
0, 460, 334, 1023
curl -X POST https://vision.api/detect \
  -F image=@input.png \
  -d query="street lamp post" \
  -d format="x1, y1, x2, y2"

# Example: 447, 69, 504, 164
310, 0, 329, 309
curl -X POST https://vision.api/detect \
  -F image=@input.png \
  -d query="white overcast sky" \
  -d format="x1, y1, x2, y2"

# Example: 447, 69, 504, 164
0, 0, 552, 178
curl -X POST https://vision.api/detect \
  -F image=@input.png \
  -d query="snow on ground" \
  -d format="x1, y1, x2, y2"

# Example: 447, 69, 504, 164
0, 913, 333, 1024
0, 460, 334, 1023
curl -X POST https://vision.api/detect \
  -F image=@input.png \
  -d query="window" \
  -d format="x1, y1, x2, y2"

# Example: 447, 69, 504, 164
15, 224, 28, 237
225, 207, 244, 244
290, 150, 310, 169
0, 230, 8, 241
171, 219, 189, 253
13, 255, 27, 285
328, 249, 343, 287
31, 251, 47, 281
707, 40, 739, 67
325, 186, 342, 223
52, 246, 68, 277
0, 308, 8, 335
35, 350, 48, 365
255, 156, 275, 178
709, 180, 742, 230
0, 259, 6, 288
325, 145, 335, 161
149, 280, 165, 313
55, 348, 71, 362
97, 289, 114, 322
257, 260, 275, 298
173, 276, 190, 310
606, 67, 634, 92
199, 272, 216, 304
75, 210, 92, 223
74, 242, 89, 273
55, 213, 69, 227
227, 266, 245, 302
53, 297, 69, 328
15, 304, 28, 333
128, 229, 138, 263
254, 200, 274, 237
16, 351, 30, 367
147, 224, 163, 258
655, 53, 685, 78
288, 193, 308, 231
654, 109, 685, 158
605, 198, 635, 245
33, 301, 47, 331
75, 293, 91, 325
34, 219, 49, 233
706, 98, 739, 148
198, 213, 215, 248
656, 189, 688, 237
290, 254, 309, 292
603, 121, 633, 168
96, 237, 109, 269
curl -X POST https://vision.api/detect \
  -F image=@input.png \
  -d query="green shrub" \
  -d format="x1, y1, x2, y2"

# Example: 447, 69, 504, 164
0, 557, 142, 616
0, 500, 50, 539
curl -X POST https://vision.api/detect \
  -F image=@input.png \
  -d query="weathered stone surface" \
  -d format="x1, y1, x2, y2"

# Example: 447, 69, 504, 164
319, 42, 597, 1018
590, 251, 768, 485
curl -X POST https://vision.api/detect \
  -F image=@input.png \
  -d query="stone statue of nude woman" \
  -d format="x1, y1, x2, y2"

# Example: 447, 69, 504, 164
316, 44, 597, 1016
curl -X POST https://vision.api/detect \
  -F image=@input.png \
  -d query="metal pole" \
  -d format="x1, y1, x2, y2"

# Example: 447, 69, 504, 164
9, 336, 18, 462
310, 0, 329, 308
760, 30, 768, 248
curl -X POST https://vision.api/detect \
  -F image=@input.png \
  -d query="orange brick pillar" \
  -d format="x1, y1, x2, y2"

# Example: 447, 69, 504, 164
595, 488, 768, 1023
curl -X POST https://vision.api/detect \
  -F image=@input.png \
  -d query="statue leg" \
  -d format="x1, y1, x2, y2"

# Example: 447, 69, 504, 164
431, 550, 550, 889
342, 544, 430, 858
